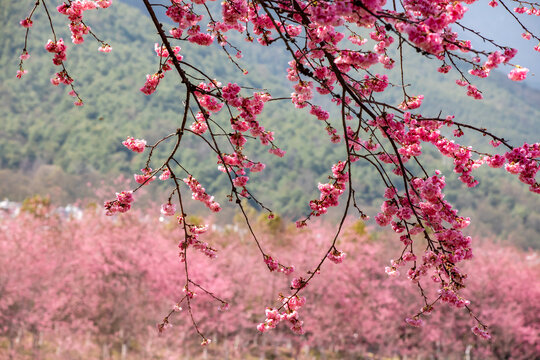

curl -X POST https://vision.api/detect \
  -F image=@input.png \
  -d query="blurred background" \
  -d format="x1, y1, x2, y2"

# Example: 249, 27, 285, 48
1, 0, 539, 358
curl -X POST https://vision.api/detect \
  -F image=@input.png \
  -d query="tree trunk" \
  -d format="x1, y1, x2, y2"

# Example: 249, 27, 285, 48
259, 335, 266, 359
303, 344, 310, 358
145, 337, 153, 358
183, 338, 190, 360
121, 342, 128, 360
101, 343, 110, 360
8, 337, 15, 360
224, 339, 229, 360
464, 344, 472, 360
56, 339, 62, 357
15, 328, 22, 346
32, 331, 42, 360
436, 340, 442, 359
232, 335, 240, 359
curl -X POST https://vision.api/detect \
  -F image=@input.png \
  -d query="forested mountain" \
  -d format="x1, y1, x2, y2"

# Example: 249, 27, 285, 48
1, 0, 539, 247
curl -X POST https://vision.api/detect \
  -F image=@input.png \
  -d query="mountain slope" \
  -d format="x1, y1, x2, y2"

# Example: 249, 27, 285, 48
1, 0, 539, 247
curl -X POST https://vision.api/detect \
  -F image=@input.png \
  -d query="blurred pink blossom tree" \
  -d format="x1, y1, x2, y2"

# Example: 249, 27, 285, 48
14, 0, 540, 347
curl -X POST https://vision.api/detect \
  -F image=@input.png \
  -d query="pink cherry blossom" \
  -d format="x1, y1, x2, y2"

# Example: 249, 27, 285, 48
160, 203, 176, 216
122, 137, 146, 153
508, 67, 529, 81
19, 18, 33, 28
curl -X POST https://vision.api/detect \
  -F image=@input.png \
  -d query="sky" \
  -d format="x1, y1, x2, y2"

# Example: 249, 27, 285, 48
462, 1, 540, 89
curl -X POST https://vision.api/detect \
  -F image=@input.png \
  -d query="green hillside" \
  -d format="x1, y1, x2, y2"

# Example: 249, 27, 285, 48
1, 1, 538, 247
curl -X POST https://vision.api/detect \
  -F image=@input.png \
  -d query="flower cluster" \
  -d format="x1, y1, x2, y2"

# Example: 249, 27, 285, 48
177, 219, 217, 259
508, 67, 529, 81
104, 191, 134, 216
471, 325, 492, 340
327, 249, 346, 264
140, 72, 164, 95
375, 171, 475, 316
20, 18, 33, 28
190, 111, 208, 135
50, 70, 73, 86
134, 168, 156, 185
159, 169, 171, 181
257, 295, 306, 335
308, 161, 348, 217
183, 175, 221, 212
398, 95, 424, 110
45, 38, 67, 66
503, 143, 540, 193
405, 317, 423, 327
160, 203, 176, 216
122, 137, 146, 153
57, 1, 112, 45
98, 44, 112, 52
438, 287, 471, 308
166, 1, 204, 38
263, 255, 295, 274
